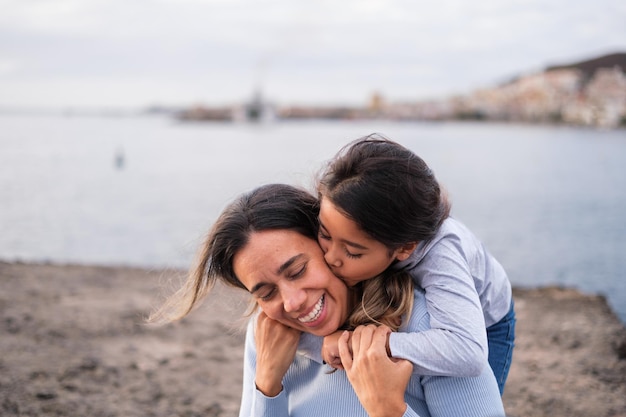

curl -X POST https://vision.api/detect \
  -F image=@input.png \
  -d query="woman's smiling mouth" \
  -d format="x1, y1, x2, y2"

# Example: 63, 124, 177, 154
298, 295, 325, 323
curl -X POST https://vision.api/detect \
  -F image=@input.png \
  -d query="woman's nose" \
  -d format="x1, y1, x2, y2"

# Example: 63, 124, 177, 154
283, 286, 307, 313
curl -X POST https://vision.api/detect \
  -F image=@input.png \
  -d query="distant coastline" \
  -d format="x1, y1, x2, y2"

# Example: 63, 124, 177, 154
2, 52, 624, 130
173, 52, 626, 129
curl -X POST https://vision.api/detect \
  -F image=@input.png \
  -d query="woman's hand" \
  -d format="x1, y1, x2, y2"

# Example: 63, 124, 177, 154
322, 330, 352, 369
338, 324, 413, 417
254, 312, 301, 397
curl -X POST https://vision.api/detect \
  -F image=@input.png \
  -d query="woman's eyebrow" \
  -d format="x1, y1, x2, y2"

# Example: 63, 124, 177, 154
249, 254, 305, 294
250, 283, 267, 294
277, 254, 304, 275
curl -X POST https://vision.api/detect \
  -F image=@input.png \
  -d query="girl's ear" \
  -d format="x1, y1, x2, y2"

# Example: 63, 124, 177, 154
395, 242, 418, 261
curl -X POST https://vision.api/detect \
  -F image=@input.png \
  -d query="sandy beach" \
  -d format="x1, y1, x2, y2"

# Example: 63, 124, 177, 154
1, 261, 625, 417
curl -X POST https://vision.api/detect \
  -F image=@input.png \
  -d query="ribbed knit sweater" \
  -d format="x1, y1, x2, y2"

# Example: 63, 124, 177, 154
238, 288, 505, 417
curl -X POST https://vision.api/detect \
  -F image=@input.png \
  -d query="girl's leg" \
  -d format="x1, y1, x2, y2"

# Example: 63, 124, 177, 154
486, 301, 516, 395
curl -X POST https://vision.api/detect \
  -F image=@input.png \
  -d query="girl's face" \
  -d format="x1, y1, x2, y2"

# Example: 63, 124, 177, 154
233, 229, 351, 337
317, 197, 414, 287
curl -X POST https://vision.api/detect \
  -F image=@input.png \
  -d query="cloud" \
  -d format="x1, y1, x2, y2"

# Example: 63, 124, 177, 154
0, 59, 20, 75
0, 0, 624, 107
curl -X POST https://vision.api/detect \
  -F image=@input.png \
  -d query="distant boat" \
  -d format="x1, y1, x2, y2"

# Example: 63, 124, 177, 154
234, 90, 275, 123
114, 149, 125, 170
245, 91, 264, 121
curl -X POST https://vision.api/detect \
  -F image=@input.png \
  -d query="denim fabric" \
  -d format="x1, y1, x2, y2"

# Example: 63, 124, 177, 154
487, 300, 516, 395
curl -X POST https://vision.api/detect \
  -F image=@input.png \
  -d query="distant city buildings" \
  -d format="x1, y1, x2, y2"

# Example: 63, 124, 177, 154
438, 64, 626, 128
561, 66, 626, 128
384, 53, 626, 128
176, 52, 626, 129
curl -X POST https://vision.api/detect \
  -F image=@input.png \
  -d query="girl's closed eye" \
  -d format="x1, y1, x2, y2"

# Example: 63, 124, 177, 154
344, 248, 362, 259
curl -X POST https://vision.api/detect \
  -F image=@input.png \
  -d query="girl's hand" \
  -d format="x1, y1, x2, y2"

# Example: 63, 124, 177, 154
338, 324, 413, 417
322, 330, 352, 369
254, 312, 301, 397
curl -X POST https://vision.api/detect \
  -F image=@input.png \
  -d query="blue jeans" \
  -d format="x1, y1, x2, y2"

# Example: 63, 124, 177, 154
486, 300, 516, 395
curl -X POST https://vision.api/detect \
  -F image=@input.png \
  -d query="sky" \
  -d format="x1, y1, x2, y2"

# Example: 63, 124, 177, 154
1, 0, 625, 110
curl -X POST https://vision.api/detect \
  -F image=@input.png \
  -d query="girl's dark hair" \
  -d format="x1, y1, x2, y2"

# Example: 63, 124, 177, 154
318, 134, 451, 248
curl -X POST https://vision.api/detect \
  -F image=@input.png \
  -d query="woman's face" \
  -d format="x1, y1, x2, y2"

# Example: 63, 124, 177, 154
233, 229, 351, 337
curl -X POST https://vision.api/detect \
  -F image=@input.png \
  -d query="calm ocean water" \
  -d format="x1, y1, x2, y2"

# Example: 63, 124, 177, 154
1, 114, 625, 322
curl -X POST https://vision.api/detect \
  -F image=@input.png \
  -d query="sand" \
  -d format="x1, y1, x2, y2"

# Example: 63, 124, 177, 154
1, 261, 625, 417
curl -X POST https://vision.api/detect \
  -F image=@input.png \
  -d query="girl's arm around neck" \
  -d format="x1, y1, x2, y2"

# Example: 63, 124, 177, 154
390, 241, 488, 376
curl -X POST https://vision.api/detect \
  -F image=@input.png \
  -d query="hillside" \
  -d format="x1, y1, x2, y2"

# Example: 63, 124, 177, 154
545, 52, 626, 77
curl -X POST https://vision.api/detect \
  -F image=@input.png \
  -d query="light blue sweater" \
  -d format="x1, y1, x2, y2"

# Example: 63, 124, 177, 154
238, 288, 505, 417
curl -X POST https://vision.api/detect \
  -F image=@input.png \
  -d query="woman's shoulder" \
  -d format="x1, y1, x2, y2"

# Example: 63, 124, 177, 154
401, 288, 431, 332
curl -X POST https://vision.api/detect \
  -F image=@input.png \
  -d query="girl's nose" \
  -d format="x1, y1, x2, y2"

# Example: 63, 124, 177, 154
324, 246, 342, 268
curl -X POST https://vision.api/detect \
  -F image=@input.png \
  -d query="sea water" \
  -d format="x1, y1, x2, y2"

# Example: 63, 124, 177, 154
1, 113, 625, 322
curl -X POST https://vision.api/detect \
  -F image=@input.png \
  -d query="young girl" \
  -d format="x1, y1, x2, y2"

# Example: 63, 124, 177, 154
316, 134, 516, 394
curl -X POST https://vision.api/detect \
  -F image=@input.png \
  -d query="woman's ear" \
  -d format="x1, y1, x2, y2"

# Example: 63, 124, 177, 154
394, 242, 417, 261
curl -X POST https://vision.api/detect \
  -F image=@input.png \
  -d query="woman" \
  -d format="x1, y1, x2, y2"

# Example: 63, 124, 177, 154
152, 184, 505, 417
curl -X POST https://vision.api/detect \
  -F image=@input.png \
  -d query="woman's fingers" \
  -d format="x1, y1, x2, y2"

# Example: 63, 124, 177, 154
322, 330, 347, 369
340, 324, 392, 372
372, 325, 392, 355
337, 331, 353, 370
254, 312, 301, 397
351, 324, 376, 355
341, 324, 409, 417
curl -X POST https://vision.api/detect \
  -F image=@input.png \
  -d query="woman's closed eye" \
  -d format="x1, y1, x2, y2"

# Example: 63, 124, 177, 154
256, 264, 307, 301
288, 263, 307, 280
257, 286, 277, 301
